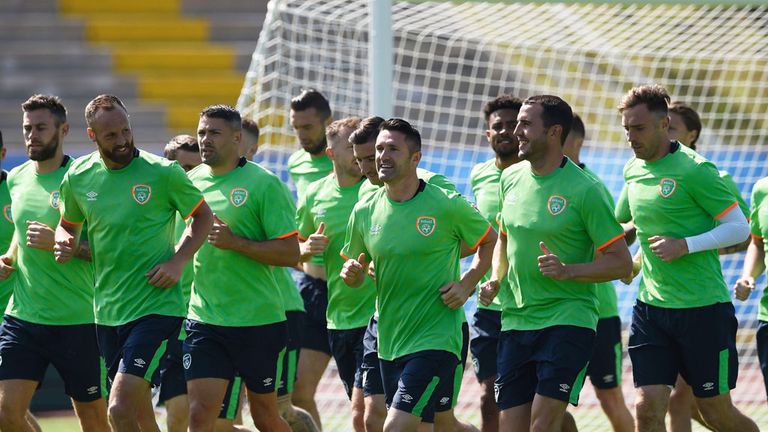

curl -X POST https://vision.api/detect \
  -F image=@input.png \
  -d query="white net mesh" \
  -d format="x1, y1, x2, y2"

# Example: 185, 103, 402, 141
238, 0, 768, 429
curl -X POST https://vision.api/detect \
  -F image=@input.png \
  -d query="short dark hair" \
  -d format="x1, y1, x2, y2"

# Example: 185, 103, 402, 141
164, 134, 199, 160
22, 94, 68, 125
200, 104, 242, 130
522, 95, 573, 145
618, 84, 670, 117
483, 94, 523, 122
349, 116, 385, 145
570, 113, 585, 139
290, 89, 332, 120
85, 94, 128, 127
669, 101, 702, 146
241, 118, 259, 140
379, 118, 421, 153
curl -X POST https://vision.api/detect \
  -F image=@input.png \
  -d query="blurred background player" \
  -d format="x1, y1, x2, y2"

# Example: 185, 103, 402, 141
0, 129, 15, 311
468, 94, 523, 432
240, 118, 260, 161
563, 114, 634, 432
297, 117, 372, 431
288, 89, 334, 430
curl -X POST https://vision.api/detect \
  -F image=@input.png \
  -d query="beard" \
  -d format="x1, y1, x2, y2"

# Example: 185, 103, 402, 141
27, 134, 60, 162
101, 139, 136, 167
491, 136, 519, 159
303, 136, 327, 155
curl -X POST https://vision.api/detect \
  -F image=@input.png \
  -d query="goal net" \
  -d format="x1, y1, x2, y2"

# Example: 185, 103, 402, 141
238, 0, 768, 428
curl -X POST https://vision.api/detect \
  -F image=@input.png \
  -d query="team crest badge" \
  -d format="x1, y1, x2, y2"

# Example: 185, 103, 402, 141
182, 353, 192, 370
547, 195, 566, 216
131, 184, 152, 205
230, 188, 248, 207
416, 216, 436, 237
2, 205, 10, 223
49, 190, 60, 209
659, 178, 676, 198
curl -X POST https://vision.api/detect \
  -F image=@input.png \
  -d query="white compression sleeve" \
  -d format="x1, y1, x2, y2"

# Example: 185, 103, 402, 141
685, 205, 749, 254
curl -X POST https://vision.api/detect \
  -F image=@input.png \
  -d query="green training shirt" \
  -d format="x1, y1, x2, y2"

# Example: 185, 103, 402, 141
0, 173, 15, 310
615, 143, 735, 309
748, 178, 768, 321
498, 159, 624, 332
297, 174, 375, 330
721, 171, 749, 219
581, 164, 620, 319
188, 160, 296, 327
174, 214, 193, 306
288, 150, 333, 200
342, 183, 491, 360
60, 150, 204, 326
7, 159, 94, 325
470, 159, 508, 312
274, 180, 305, 313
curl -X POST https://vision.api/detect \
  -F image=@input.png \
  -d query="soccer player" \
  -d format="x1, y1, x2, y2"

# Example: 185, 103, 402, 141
54, 94, 214, 432
297, 117, 373, 432
664, 101, 749, 432
614, 85, 756, 432
184, 105, 298, 432
157, 135, 249, 432
734, 176, 768, 409
348, 116, 476, 432
468, 94, 523, 432
341, 118, 496, 432
563, 114, 634, 432
240, 118, 260, 161
480, 95, 631, 432
0, 95, 109, 432
288, 89, 334, 429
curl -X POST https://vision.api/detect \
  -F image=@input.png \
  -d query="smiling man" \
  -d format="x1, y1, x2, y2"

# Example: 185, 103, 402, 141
55, 94, 214, 432
482, 95, 631, 432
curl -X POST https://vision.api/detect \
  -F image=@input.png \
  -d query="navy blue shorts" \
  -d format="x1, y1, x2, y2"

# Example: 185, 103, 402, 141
757, 320, 768, 400
96, 314, 181, 388
298, 274, 331, 355
328, 326, 366, 399
183, 319, 287, 394
361, 315, 383, 397
277, 310, 304, 397
0, 315, 105, 402
470, 308, 501, 382
495, 325, 595, 410
587, 316, 623, 390
629, 301, 738, 398
380, 350, 459, 421
433, 321, 469, 414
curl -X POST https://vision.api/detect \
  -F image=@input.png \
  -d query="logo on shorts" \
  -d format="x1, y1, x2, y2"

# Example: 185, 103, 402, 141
87, 386, 98, 395
472, 357, 480, 374
494, 384, 500, 402
263, 377, 273, 386
659, 178, 676, 198
230, 188, 248, 207
439, 397, 450, 406
2, 205, 10, 223
131, 184, 152, 205
133, 358, 146, 368
547, 195, 567, 216
49, 191, 61, 209
401, 394, 414, 404
86, 191, 98, 201
559, 383, 571, 393
702, 382, 715, 391
369, 224, 382, 236
416, 216, 436, 237
183, 353, 192, 370
602, 374, 615, 384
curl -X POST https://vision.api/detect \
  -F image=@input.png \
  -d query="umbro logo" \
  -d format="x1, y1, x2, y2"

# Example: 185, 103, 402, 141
87, 386, 99, 395
602, 374, 615, 383
702, 382, 715, 391
86, 191, 98, 201
439, 397, 450, 406
263, 378, 273, 386
133, 358, 146, 368
559, 383, 571, 393
401, 394, 414, 403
